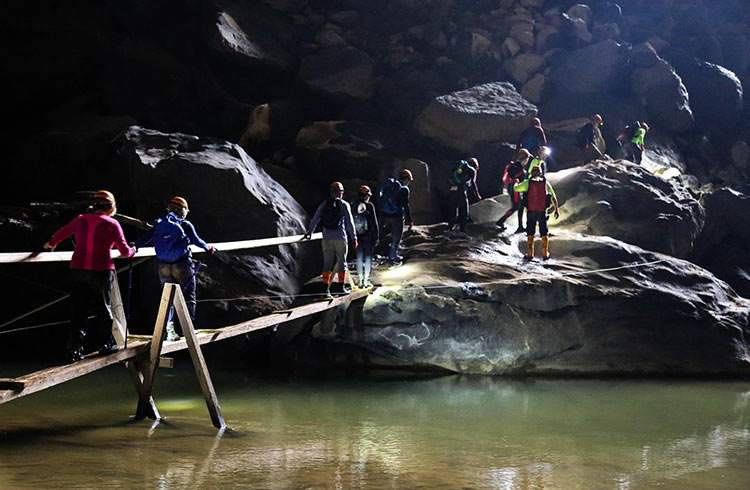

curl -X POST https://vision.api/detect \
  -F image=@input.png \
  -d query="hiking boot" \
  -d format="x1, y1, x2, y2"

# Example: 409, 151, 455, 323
495, 220, 506, 230
514, 226, 526, 234
99, 343, 121, 355
324, 289, 334, 300
166, 322, 180, 342
66, 347, 85, 364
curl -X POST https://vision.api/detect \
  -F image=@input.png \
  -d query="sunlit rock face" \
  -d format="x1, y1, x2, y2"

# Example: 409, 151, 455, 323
307, 225, 750, 376
414, 82, 537, 152
122, 126, 310, 318
550, 161, 705, 258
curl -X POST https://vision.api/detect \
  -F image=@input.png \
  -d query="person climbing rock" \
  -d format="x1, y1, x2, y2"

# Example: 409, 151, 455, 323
622, 121, 648, 165
496, 149, 530, 233
514, 166, 560, 260
446, 159, 478, 238
135, 196, 216, 341
304, 181, 357, 298
577, 114, 605, 163
351, 185, 378, 289
379, 169, 413, 267
517, 117, 547, 152
43, 190, 134, 363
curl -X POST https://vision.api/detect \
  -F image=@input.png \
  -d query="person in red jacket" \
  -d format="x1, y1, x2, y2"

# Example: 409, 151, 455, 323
496, 149, 530, 232
44, 190, 134, 363
514, 167, 559, 260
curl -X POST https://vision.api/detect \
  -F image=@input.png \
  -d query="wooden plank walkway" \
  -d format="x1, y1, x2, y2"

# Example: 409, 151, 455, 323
0, 289, 369, 406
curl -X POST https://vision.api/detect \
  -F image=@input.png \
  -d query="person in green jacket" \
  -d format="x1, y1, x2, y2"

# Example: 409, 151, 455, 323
514, 166, 559, 260
623, 122, 649, 164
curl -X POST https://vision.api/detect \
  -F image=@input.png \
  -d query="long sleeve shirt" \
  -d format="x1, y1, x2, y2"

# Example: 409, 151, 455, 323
632, 128, 646, 146
307, 198, 357, 241
48, 213, 134, 270
135, 212, 211, 263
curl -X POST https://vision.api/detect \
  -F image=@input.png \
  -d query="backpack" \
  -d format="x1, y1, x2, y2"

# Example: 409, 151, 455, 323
379, 178, 403, 215
320, 198, 343, 229
153, 214, 190, 262
576, 123, 594, 148
352, 200, 370, 235
450, 160, 473, 188
624, 121, 640, 140
525, 176, 548, 212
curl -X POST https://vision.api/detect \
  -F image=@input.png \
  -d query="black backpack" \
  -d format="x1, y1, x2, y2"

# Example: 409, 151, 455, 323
625, 121, 640, 140
320, 198, 343, 229
352, 200, 370, 235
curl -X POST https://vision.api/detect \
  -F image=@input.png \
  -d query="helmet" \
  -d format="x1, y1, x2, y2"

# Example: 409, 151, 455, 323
591, 114, 603, 124
330, 181, 344, 191
468, 157, 479, 169
530, 165, 542, 175
640, 122, 649, 131
531, 117, 541, 127
516, 148, 532, 160
399, 169, 413, 181
92, 190, 115, 205
169, 196, 189, 210
359, 185, 372, 196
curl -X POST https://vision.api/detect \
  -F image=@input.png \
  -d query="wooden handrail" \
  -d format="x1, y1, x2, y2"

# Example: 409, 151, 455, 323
0, 233, 322, 264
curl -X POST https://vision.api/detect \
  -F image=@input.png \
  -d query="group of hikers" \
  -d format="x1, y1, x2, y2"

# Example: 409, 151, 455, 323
43, 113, 649, 363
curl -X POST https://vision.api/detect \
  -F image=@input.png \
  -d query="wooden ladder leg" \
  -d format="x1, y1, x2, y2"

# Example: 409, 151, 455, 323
173, 287, 226, 429
128, 359, 161, 420
134, 283, 175, 421
110, 273, 128, 347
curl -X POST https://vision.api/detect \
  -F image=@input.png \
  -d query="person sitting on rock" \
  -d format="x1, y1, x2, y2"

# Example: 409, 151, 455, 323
304, 181, 357, 298
135, 196, 216, 341
351, 185, 378, 289
514, 166, 560, 260
622, 121, 649, 165
497, 149, 530, 233
446, 158, 477, 238
577, 114, 605, 163
43, 190, 134, 363
517, 117, 547, 152
379, 169, 413, 267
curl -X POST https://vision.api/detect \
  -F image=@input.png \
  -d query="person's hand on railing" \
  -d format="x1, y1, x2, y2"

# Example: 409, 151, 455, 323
43, 242, 55, 252
208, 246, 217, 254
129, 242, 138, 254
302, 233, 311, 240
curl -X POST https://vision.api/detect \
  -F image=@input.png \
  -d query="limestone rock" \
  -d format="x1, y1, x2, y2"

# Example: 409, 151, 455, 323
567, 4, 593, 26
676, 59, 744, 125
631, 59, 695, 133
414, 82, 538, 152
214, 10, 295, 71
559, 13, 592, 49
551, 161, 705, 258
123, 126, 310, 317
631, 42, 660, 68
501, 37, 521, 58
521, 73, 546, 103
549, 40, 629, 95
299, 46, 376, 100
503, 53, 546, 83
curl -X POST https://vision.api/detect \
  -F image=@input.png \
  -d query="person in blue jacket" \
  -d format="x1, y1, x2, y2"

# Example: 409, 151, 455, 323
136, 196, 215, 341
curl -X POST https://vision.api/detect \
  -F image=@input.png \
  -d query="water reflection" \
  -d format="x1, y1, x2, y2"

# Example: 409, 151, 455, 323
0, 368, 748, 489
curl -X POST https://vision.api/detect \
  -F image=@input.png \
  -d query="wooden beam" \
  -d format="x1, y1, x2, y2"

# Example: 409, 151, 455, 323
158, 357, 174, 369
0, 233, 322, 264
173, 288, 226, 429
0, 379, 28, 391
125, 359, 160, 420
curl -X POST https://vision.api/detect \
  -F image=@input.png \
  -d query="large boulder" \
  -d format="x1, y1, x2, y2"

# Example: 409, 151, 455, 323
631, 59, 695, 133
299, 45, 377, 101
122, 126, 312, 322
549, 40, 630, 95
296, 224, 750, 375
677, 59, 744, 125
414, 82, 538, 152
550, 161, 705, 258
691, 188, 750, 298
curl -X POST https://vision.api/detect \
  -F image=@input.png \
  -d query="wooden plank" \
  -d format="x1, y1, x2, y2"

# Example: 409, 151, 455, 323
134, 283, 174, 420
173, 287, 225, 429
0, 289, 369, 406
0, 233, 322, 264
125, 359, 160, 420
158, 357, 174, 369
110, 273, 128, 347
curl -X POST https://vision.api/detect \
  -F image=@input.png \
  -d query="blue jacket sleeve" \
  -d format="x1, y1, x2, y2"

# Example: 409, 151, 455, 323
182, 220, 210, 251
307, 201, 325, 234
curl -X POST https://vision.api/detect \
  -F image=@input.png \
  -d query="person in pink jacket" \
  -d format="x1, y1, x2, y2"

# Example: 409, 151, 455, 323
44, 190, 134, 363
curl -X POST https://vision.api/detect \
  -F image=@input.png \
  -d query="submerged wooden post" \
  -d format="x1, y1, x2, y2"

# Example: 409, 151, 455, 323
172, 287, 226, 429
134, 283, 175, 420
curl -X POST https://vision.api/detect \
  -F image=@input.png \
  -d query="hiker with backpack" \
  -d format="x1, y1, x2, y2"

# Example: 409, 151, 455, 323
303, 181, 357, 298
43, 190, 135, 363
135, 196, 216, 341
576, 114, 605, 163
496, 149, 530, 233
379, 169, 413, 267
621, 121, 649, 164
351, 185, 379, 288
517, 117, 547, 152
446, 158, 478, 238
514, 166, 559, 260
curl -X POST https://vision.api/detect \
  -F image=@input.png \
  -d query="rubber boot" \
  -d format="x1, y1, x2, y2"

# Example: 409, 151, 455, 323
336, 273, 348, 295
541, 236, 549, 260
525, 235, 535, 260
166, 322, 179, 341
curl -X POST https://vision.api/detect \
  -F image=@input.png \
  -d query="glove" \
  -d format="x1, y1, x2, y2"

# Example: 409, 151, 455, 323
354, 239, 359, 249
209, 246, 217, 254
302, 233, 311, 240
408, 221, 414, 231
554, 210, 560, 219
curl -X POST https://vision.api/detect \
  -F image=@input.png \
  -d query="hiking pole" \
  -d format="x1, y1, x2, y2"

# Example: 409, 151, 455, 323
124, 244, 136, 349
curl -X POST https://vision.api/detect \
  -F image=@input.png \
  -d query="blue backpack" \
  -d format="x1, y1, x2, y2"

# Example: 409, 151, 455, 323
379, 178, 403, 215
153, 214, 190, 263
